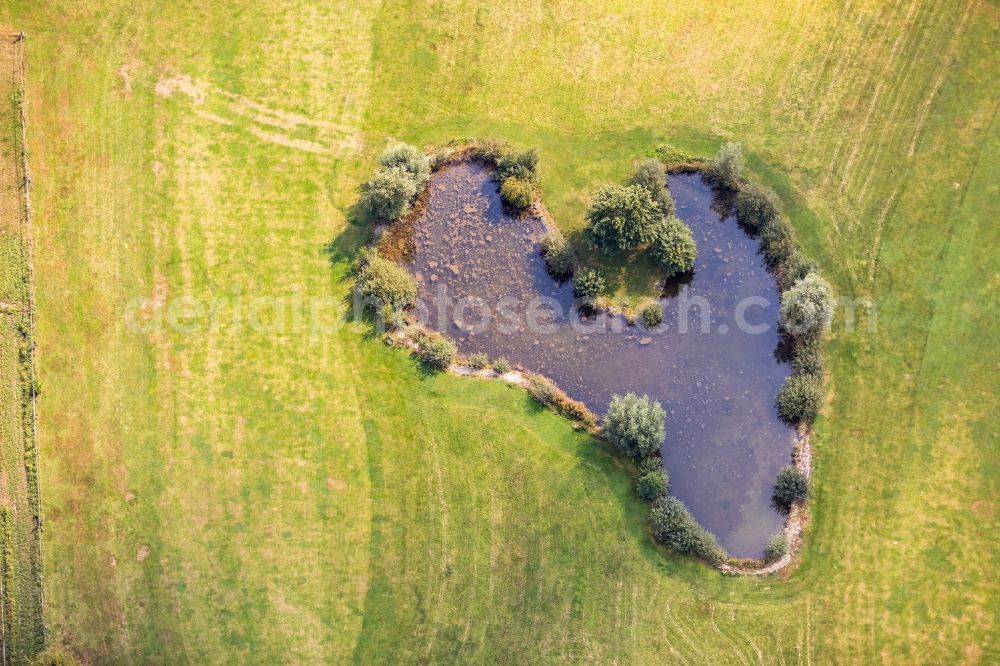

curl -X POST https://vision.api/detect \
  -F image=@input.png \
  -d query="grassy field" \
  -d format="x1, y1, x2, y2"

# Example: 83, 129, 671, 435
0, 0, 996, 663
0, 34, 45, 664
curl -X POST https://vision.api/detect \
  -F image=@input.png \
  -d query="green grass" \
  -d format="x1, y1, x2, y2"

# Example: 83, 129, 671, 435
0, 0, 996, 663
0, 34, 45, 665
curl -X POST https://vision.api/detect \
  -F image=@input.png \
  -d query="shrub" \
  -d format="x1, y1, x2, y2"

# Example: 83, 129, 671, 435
467, 352, 489, 369
492, 356, 512, 374
759, 217, 796, 266
360, 166, 418, 221
496, 148, 540, 183
779, 272, 834, 338
735, 182, 782, 231
500, 176, 534, 210
586, 185, 664, 252
636, 468, 669, 500
526, 374, 560, 406
778, 250, 819, 292
776, 374, 824, 422
573, 268, 606, 303
641, 302, 664, 328
356, 252, 418, 310
416, 333, 457, 370
29, 648, 81, 666
428, 147, 453, 171
638, 455, 663, 475
629, 158, 675, 217
791, 339, 824, 378
539, 231, 577, 281
468, 137, 511, 164
651, 216, 698, 277
703, 141, 744, 189
526, 374, 596, 426
649, 496, 724, 563
603, 393, 666, 460
772, 465, 809, 507
764, 533, 788, 563
558, 396, 598, 428
379, 143, 431, 188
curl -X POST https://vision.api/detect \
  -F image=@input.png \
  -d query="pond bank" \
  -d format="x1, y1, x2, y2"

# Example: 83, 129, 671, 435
390, 159, 800, 560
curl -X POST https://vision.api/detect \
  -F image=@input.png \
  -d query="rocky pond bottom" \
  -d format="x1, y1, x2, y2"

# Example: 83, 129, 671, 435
406, 162, 794, 558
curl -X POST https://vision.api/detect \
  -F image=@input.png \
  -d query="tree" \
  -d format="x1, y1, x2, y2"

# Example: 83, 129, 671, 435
779, 272, 834, 338
703, 141, 744, 189
629, 159, 675, 217
772, 465, 808, 507
651, 216, 698, 277
379, 143, 430, 188
586, 185, 664, 252
735, 182, 782, 231
776, 374, 824, 422
360, 166, 418, 221
603, 393, 666, 460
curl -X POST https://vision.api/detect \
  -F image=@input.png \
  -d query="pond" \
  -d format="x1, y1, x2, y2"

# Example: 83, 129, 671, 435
405, 161, 794, 558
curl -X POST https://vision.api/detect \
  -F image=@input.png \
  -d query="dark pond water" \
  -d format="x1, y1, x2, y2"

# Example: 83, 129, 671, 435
405, 161, 794, 557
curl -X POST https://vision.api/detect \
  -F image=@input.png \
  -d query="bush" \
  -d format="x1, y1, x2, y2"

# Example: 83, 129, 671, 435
779, 272, 834, 338
649, 496, 724, 563
573, 268, 606, 303
379, 143, 431, 188
791, 339, 824, 378
764, 533, 788, 562
496, 148, 540, 183
526, 374, 596, 426
778, 250, 819, 292
651, 216, 698, 277
636, 467, 669, 500
356, 252, 418, 310
586, 185, 664, 252
467, 352, 489, 369
416, 332, 457, 370
629, 159, 675, 217
500, 176, 534, 210
641, 302, 664, 328
772, 465, 809, 507
492, 356, 512, 374
468, 137, 511, 164
539, 231, 577, 281
759, 217, 796, 266
526, 374, 560, 406
603, 393, 666, 460
29, 648, 81, 666
735, 182, 782, 231
776, 374, 824, 422
703, 142, 744, 189
360, 166, 418, 221
638, 455, 663, 475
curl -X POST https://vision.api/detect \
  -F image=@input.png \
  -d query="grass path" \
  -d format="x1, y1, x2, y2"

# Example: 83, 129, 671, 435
0, 0, 995, 663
